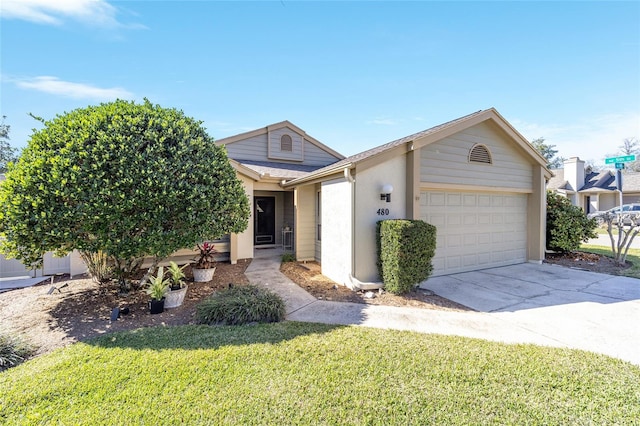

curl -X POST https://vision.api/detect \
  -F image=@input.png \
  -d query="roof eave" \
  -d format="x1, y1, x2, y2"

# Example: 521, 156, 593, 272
282, 163, 354, 188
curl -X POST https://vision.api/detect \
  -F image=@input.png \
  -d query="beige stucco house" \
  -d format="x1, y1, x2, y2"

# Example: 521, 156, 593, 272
0, 108, 552, 283
221, 108, 552, 288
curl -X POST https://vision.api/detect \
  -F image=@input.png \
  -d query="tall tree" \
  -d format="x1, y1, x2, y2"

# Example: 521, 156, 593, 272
618, 137, 640, 172
0, 116, 18, 173
0, 100, 250, 291
618, 137, 639, 155
530, 137, 565, 169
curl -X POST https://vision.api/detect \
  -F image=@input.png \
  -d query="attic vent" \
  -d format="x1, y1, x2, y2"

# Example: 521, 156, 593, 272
469, 144, 492, 164
280, 134, 293, 152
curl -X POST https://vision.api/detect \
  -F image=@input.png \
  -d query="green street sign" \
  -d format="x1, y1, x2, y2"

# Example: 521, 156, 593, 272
605, 155, 636, 164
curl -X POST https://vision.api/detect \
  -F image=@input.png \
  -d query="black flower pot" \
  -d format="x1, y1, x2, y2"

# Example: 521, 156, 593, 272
149, 298, 165, 314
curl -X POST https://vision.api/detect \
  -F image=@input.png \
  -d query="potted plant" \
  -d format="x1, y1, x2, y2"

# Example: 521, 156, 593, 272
191, 242, 217, 282
145, 266, 168, 314
164, 261, 188, 308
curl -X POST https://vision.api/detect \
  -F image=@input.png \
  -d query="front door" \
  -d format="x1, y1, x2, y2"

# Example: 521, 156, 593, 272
255, 196, 276, 245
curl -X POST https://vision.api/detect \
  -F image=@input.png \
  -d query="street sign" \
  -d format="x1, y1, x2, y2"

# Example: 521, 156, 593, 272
605, 155, 636, 164
615, 163, 625, 169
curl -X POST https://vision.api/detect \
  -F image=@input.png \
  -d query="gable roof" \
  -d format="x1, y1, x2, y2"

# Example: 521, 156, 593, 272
283, 108, 552, 187
216, 120, 345, 161
547, 169, 571, 191
548, 168, 640, 194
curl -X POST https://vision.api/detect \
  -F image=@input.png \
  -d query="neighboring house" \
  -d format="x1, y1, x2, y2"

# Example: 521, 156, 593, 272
548, 157, 640, 214
221, 108, 551, 287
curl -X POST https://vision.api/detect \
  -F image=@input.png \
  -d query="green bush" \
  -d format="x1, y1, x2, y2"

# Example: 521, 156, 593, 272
546, 191, 597, 252
376, 219, 437, 295
195, 285, 286, 325
281, 253, 296, 263
0, 332, 33, 372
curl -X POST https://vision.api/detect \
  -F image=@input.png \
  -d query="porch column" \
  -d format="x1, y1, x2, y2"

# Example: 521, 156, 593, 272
229, 233, 238, 265
527, 165, 546, 263
405, 147, 421, 220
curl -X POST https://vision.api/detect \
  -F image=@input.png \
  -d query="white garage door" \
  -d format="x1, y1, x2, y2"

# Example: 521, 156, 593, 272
420, 191, 527, 276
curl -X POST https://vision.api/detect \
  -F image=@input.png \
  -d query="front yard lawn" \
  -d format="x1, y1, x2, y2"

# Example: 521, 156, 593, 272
1, 323, 638, 424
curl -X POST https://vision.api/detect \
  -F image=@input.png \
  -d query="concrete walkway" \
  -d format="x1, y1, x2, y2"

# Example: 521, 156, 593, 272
245, 248, 640, 366
0, 276, 50, 294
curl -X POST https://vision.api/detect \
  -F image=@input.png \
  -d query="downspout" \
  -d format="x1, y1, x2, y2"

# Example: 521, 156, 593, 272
343, 168, 384, 291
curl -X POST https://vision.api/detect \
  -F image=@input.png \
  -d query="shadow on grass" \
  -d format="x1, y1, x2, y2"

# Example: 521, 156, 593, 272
85, 321, 343, 352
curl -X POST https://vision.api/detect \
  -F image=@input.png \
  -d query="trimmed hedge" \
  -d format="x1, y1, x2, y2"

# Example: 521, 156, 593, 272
376, 219, 437, 294
195, 284, 286, 325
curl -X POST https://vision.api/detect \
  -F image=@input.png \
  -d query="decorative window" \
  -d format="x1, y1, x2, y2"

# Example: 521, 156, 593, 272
469, 144, 492, 164
280, 134, 293, 152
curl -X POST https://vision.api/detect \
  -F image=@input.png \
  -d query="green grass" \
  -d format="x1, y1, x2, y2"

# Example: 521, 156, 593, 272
580, 243, 640, 279
593, 226, 618, 235
1, 323, 638, 424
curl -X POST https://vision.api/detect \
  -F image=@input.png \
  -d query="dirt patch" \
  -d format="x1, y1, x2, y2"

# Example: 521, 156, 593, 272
0, 261, 250, 357
280, 261, 471, 311
544, 251, 631, 274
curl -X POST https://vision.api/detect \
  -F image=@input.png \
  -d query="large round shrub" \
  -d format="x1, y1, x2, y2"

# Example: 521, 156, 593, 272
0, 99, 249, 283
546, 191, 597, 252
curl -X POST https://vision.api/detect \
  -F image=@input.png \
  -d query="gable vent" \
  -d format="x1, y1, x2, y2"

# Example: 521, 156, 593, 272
280, 134, 293, 152
469, 144, 492, 164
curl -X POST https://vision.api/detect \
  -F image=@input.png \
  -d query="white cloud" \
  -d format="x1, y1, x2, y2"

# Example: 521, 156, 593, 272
513, 112, 640, 168
14, 76, 133, 101
367, 118, 399, 126
0, 0, 137, 28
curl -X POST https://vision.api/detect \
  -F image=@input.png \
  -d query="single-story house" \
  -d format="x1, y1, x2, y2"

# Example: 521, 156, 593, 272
0, 108, 552, 283
548, 157, 640, 214
221, 108, 551, 288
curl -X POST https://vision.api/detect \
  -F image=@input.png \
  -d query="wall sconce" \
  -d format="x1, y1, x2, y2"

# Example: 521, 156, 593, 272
380, 184, 393, 203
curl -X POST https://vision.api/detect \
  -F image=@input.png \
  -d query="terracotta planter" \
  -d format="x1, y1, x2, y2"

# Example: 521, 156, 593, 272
165, 285, 188, 308
192, 267, 215, 282
149, 298, 165, 314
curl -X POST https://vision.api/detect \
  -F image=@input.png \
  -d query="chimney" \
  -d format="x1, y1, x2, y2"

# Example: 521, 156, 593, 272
564, 157, 585, 192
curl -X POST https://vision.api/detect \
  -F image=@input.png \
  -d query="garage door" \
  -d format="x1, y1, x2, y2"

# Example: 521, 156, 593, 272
420, 191, 527, 276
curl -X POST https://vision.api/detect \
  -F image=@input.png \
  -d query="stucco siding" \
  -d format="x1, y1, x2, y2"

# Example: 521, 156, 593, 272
321, 178, 353, 286
236, 174, 255, 260
420, 122, 533, 190
295, 185, 316, 260
353, 155, 407, 282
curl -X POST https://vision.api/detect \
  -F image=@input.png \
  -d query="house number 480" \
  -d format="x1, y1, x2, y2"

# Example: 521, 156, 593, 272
377, 208, 390, 216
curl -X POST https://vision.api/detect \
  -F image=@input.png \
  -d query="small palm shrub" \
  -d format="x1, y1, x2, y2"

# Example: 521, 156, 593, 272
0, 332, 34, 372
195, 285, 286, 325
281, 253, 296, 263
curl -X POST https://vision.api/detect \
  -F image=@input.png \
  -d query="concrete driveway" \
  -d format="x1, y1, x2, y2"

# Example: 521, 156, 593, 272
420, 263, 640, 365
249, 249, 640, 366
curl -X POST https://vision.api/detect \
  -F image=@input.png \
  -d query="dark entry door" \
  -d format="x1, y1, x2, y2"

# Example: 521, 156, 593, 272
255, 196, 276, 245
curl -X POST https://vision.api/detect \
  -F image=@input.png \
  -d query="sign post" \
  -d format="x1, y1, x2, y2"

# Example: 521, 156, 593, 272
605, 155, 636, 209
605, 155, 636, 164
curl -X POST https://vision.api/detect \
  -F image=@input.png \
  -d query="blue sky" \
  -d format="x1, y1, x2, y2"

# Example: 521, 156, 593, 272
1, 1, 639, 168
